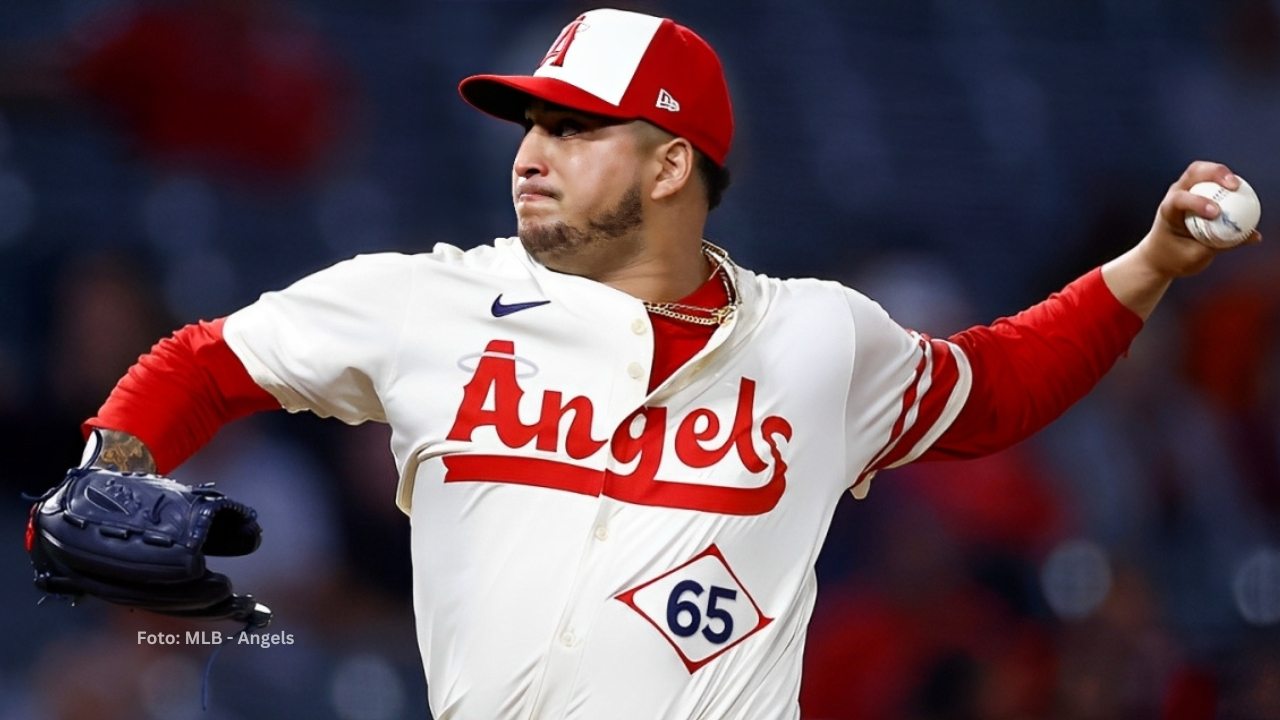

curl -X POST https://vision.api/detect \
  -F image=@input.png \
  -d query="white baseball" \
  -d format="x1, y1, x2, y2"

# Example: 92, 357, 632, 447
1184, 177, 1261, 249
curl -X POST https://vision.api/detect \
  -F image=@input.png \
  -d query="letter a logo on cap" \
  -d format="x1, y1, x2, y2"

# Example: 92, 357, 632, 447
541, 16, 586, 68
656, 89, 680, 112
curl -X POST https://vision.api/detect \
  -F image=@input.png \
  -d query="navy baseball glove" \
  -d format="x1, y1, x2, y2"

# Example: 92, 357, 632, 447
26, 465, 272, 627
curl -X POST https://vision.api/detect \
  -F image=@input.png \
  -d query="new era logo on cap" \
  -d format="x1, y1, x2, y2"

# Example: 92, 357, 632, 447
458, 8, 734, 165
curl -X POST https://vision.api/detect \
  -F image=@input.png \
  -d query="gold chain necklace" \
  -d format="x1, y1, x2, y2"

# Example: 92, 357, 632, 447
642, 242, 740, 326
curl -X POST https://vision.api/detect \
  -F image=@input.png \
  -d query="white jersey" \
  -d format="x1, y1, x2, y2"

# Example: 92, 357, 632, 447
223, 237, 972, 720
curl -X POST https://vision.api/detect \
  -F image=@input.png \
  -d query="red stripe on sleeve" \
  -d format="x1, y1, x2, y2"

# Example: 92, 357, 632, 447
921, 267, 1143, 460
83, 317, 281, 473
873, 338, 962, 470
861, 337, 930, 474
860, 336, 964, 484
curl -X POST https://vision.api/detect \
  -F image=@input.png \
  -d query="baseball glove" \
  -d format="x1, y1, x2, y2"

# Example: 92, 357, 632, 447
26, 465, 272, 627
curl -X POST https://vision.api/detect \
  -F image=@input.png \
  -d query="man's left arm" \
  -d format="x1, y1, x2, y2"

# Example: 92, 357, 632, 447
1102, 162, 1260, 319
923, 161, 1260, 460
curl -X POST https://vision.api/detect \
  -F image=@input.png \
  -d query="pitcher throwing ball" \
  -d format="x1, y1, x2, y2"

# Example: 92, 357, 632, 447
30, 8, 1260, 719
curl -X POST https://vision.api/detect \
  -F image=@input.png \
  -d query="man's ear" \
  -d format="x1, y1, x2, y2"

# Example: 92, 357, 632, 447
650, 137, 696, 202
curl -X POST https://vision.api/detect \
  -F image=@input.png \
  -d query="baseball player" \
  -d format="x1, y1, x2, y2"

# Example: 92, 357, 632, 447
32, 8, 1260, 719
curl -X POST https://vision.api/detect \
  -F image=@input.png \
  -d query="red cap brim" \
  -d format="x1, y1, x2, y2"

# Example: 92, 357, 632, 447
459, 74, 641, 126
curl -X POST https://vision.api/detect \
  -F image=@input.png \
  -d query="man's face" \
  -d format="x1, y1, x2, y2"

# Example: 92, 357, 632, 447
513, 103, 647, 264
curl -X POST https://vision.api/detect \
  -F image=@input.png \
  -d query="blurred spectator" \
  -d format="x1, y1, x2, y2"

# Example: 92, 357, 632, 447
1052, 563, 1189, 720
71, 0, 353, 182
1219, 633, 1280, 720
47, 249, 172, 417
0, 248, 171, 497
327, 421, 415, 597
801, 493, 1057, 720
3, 0, 355, 184
1181, 248, 1280, 518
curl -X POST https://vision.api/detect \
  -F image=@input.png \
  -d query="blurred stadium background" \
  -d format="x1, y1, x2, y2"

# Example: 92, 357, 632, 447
1, 0, 1278, 718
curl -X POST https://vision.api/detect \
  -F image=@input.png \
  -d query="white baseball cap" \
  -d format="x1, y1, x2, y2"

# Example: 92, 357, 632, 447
459, 8, 734, 166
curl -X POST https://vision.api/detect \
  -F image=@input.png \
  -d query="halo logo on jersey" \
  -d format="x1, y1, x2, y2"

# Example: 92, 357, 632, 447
615, 544, 772, 672
444, 339, 794, 515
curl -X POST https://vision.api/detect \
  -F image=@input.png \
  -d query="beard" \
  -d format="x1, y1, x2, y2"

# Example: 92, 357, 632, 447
519, 184, 643, 262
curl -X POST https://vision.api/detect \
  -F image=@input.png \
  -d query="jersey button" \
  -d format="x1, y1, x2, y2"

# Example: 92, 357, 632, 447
626, 362, 645, 380
630, 318, 648, 335
560, 630, 577, 647
593, 525, 609, 541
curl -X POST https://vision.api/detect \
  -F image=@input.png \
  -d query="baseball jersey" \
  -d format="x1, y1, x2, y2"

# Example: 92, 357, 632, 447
221, 237, 972, 719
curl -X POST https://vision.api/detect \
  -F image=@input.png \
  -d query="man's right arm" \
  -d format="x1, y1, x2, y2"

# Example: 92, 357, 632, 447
85, 252, 420, 473
84, 317, 281, 474
91, 429, 157, 473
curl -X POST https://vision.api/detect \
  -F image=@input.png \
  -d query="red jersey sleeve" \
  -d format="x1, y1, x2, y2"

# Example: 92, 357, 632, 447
83, 317, 281, 473
920, 267, 1144, 460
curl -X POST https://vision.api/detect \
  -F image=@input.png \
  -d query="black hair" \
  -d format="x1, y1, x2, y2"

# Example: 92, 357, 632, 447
696, 151, 732, 210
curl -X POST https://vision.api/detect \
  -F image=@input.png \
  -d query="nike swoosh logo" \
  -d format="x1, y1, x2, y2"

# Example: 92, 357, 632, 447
491, 295, 551, 317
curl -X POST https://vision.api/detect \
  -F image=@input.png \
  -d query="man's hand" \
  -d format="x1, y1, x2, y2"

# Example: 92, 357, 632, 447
1138, 161, 1262, 278
1103, 161, 1263, 319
